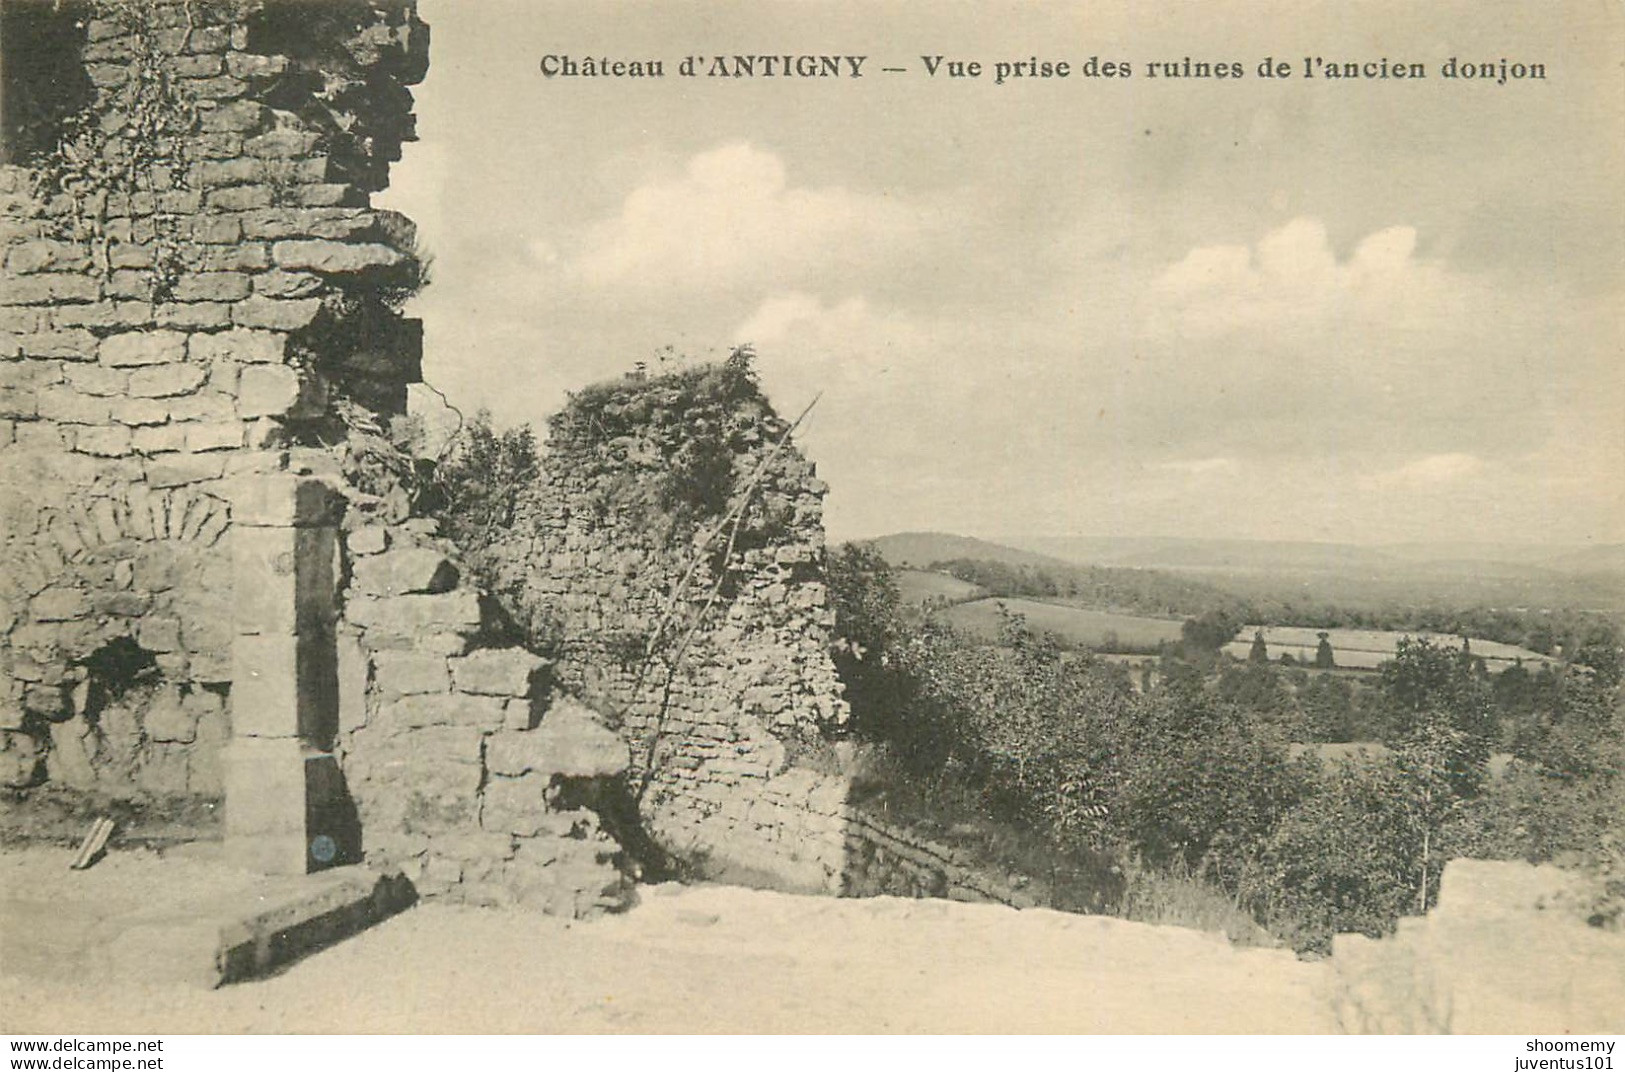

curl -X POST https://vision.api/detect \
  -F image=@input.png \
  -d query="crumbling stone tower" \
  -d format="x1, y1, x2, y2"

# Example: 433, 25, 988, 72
0, 0, 431, 863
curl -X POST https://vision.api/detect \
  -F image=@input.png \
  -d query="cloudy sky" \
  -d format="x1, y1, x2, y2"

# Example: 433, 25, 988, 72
383, 0, 1623, 547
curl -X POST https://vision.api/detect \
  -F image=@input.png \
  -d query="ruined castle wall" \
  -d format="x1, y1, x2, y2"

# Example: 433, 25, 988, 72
0, 0, 862, 914
332, 519, 633, 916
480, 365, 853, 892
0, 0, 428, 798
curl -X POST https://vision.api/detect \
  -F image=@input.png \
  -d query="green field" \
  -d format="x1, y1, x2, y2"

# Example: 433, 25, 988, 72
896, 569, 987, 606
942, 597, 1185, 651
1222, 626, 1555, 671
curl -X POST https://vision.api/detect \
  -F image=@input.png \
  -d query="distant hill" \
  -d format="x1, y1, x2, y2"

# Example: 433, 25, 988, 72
851, 531, 1625, 618
850, 532, 1248, 621
1540, 543, 1625, 575
990, 534, 1625, 614
1004, 534, 1625, 579
858, 532, 1072, 571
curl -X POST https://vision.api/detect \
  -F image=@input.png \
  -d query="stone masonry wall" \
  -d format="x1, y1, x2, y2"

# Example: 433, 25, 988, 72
479, 363, 853, 892
333, 517, 634, 917
842, 809, 1049, 908
0, 0, 427, 799
3, 0, 647, 916
1, 0, 872, 917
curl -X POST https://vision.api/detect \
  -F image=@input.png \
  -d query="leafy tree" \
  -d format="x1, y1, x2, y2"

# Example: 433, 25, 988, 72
825, 543, 932, 761
1393, 718, 1474, 912
1253, 757, 1418, 948
1106, 684, 1306, 880
1248, 629, 1269, 663
1181, 608, 1243, 655
1379, 637, 1496, 788
1314, 631, 1336, 669
1300, 675, 1357, 743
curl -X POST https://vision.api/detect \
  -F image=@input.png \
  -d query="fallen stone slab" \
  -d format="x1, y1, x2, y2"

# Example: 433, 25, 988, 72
0, 848, 415, 988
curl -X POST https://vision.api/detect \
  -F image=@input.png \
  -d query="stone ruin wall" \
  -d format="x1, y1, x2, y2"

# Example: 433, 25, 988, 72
0, 0, 642, 915
482, 376, 855, 893
0, 0, 430, 805
334, 521, 634, 916
0, 0, 862, 912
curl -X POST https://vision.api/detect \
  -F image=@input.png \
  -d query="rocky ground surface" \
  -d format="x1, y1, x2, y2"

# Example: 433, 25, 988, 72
0, 847, 1333, 1033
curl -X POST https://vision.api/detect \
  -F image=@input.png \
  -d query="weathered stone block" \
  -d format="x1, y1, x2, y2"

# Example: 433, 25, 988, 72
372, 650, 450, 697
272, 240, 406, 274
291, 184, 356, 208
74, 425, 133, 457
244, 129, 320, 157
132, 423, 188, 455
227, 472, 344, 527
188, 328, 286, 364
192, 157, 264, 187
486, 700, 629, 779
230, 525, 338, 635
171, 272, 252, 303
137, 616, 183, 652
240, 208, 373, 241
198, 100, 268, 132
31, 586, 88, 622
205, 185, 274, 212
450, 648, 548, 698
5, 239, 90, 275
164, 392, 236, 422
375, 692, 507, 733
222, 738, 306, 836
336, 630, 370, 736
231, 296, 322, 331
147, 453, 226, 487
230, 631, 339, 744
345, 589, 481, 638
1, 274, 99, 305
479, 773, 550, 836
503, 697, 536, 731
192, 244, 270, 272
238, 363, 325, 419
351, 547, 458, 597
223, 740, 356, 874
185, 420, 245, 452
44, 719, 95, 788
36, 386, 111, 425
350, 724, 482, 779
346, 525, 388, 555
100, 331, 188, 367
142, 686, 197, 743
252, 270, 324, 299
19, 330, 97, 360
155, 301, 233, 330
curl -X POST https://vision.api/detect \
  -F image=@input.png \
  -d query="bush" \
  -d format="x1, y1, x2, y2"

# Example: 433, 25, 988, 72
1248, 757, 1420, 950
421, 409, 539, 556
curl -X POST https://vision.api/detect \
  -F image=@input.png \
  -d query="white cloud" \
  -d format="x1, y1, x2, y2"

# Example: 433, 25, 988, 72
1359, 452, 1485, 491
572, 143, 934, 293
1148, 217, 1431, 338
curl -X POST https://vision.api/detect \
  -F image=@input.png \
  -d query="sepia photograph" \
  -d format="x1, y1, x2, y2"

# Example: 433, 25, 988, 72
0, 0, 1621, 1054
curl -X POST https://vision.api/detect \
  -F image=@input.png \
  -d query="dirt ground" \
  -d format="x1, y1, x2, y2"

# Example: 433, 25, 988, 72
0, 846, 1335, 1034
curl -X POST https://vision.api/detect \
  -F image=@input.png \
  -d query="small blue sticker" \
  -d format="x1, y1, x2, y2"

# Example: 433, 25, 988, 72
310, 834, 337, 863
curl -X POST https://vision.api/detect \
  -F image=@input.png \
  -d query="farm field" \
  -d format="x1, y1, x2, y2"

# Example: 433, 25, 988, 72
942, 597, 1185, 650
1222, 626, 1556, 671
932, 596, 1561, 669
896, 568, 986, 606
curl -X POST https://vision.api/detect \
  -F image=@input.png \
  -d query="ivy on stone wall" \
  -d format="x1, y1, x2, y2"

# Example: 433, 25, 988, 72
552, 347, 789, 553
33, 0, 241, 299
